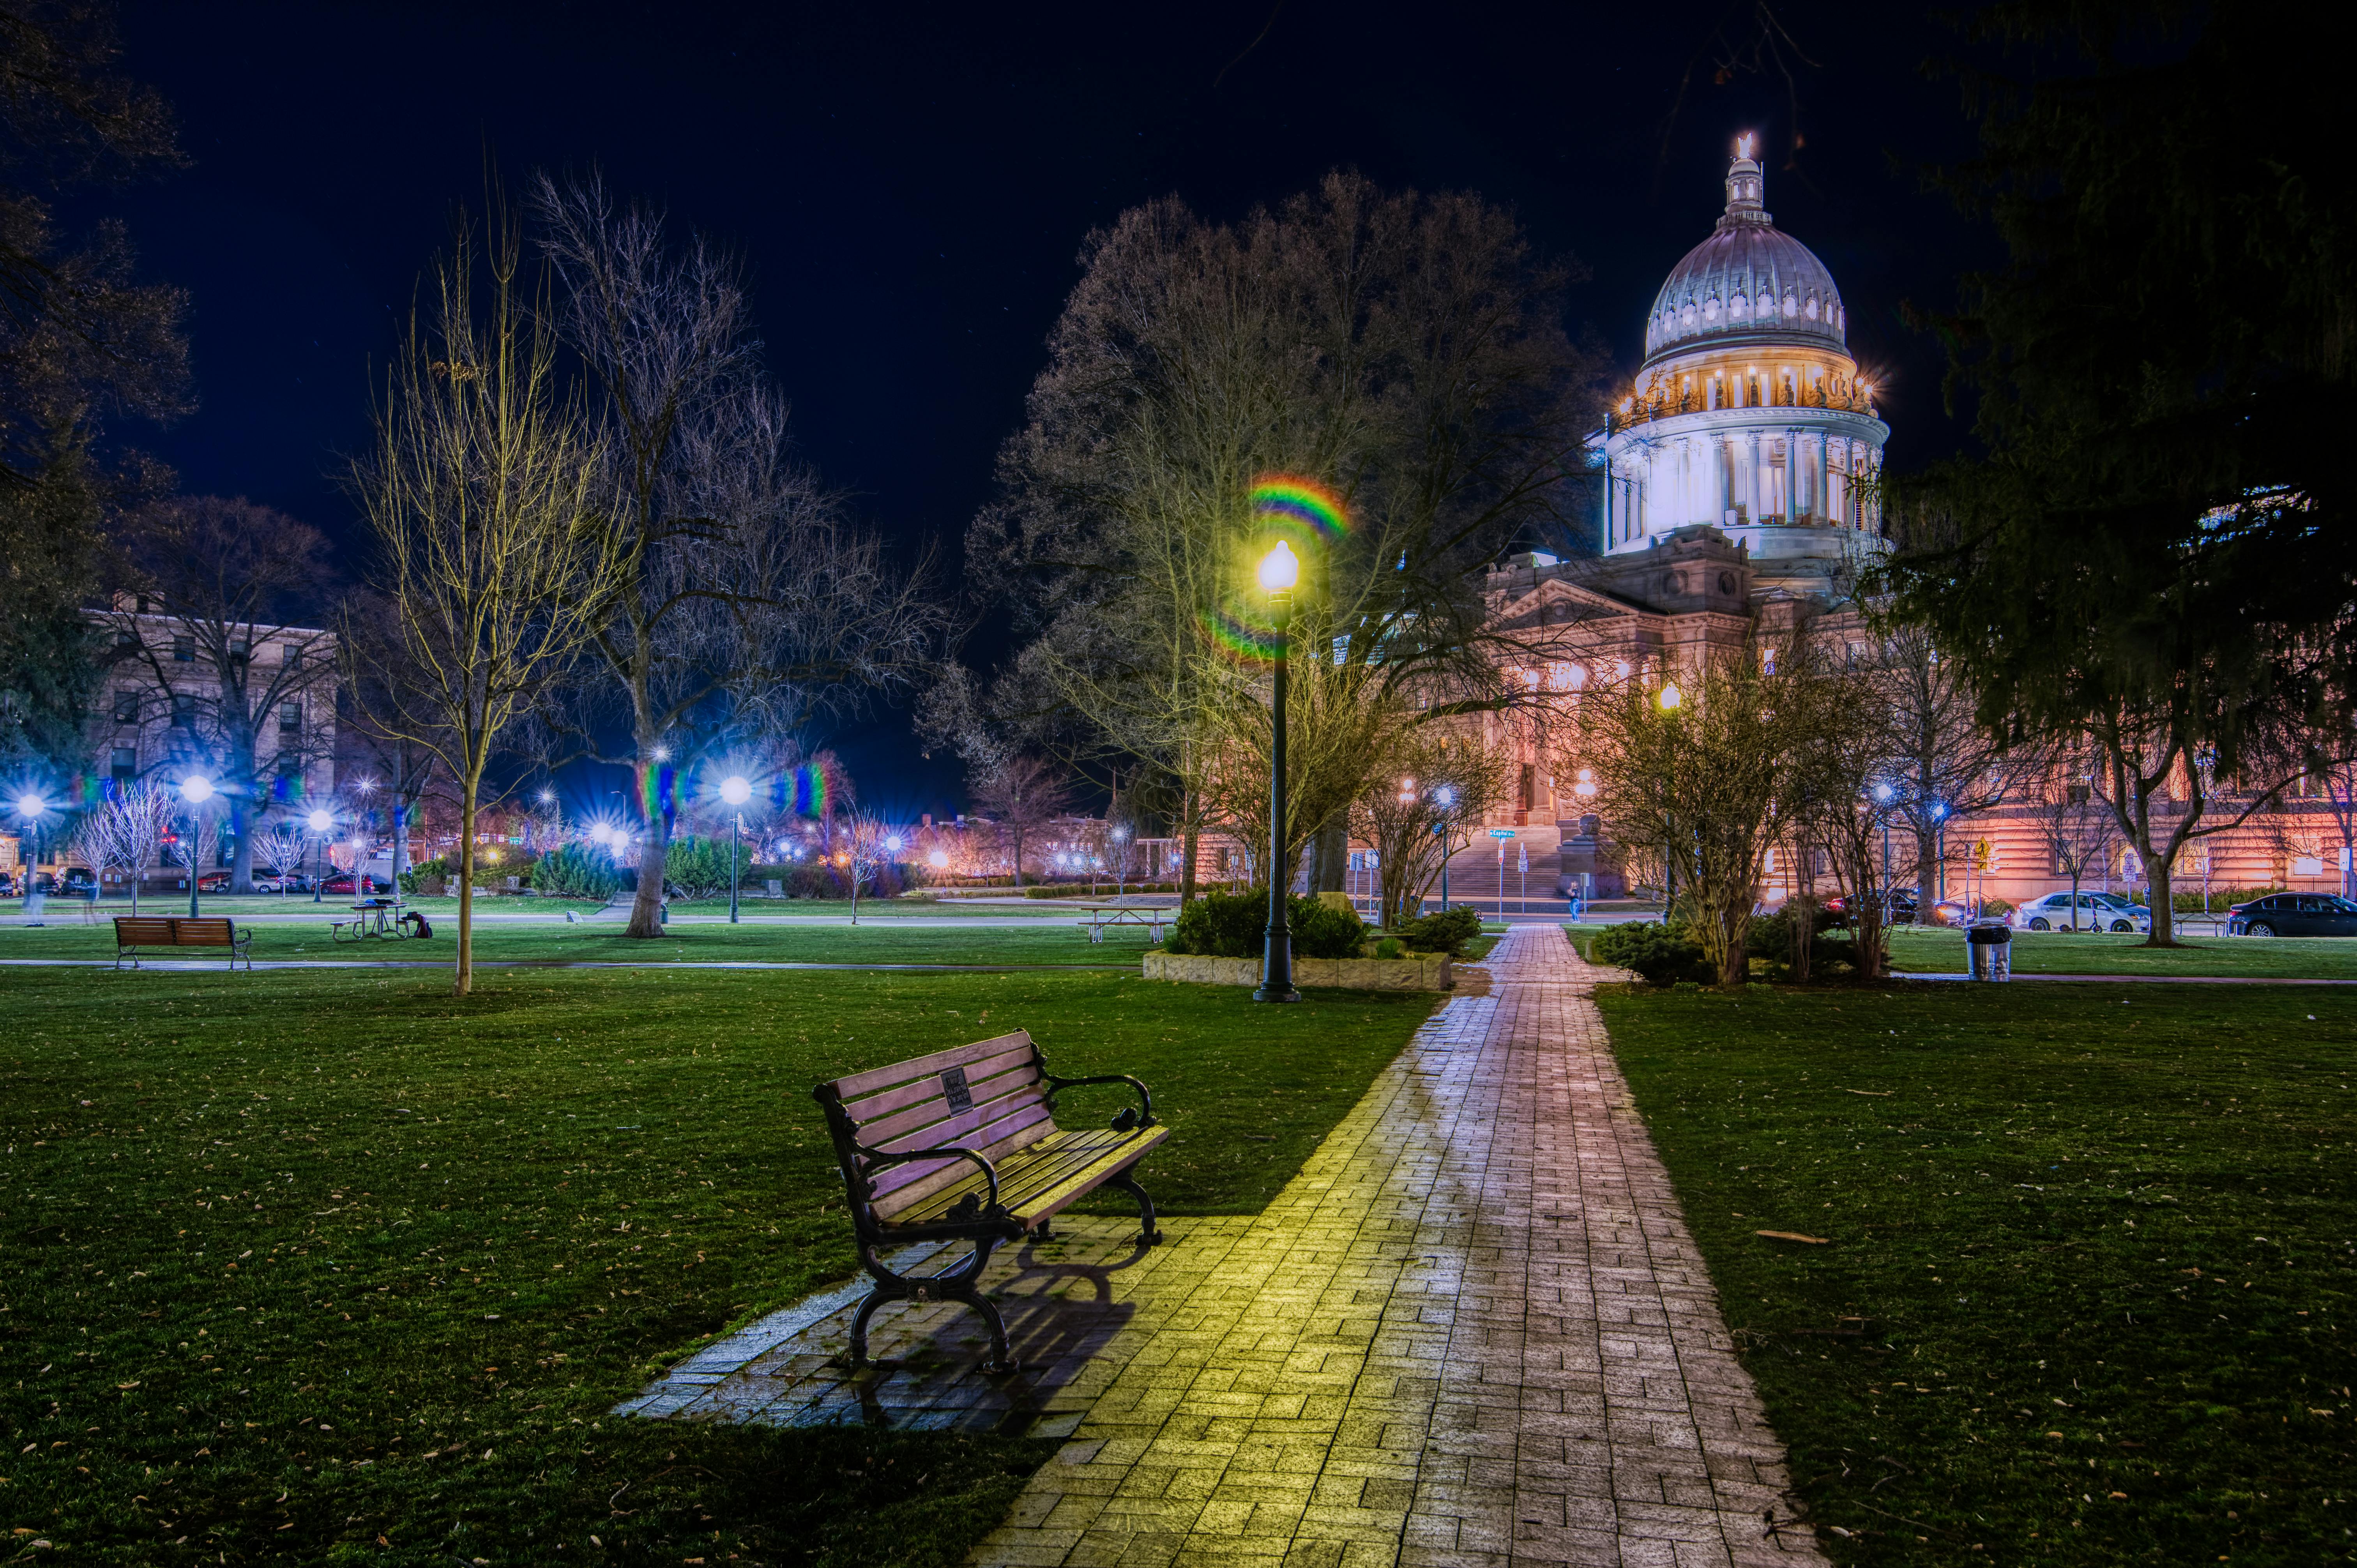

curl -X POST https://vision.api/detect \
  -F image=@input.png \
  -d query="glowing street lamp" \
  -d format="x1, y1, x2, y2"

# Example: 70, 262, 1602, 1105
1256, 540, 1300, 1003
307, 807, 334, 902
1657, 682, 1684, 911
720, 775, 751, 923
12, 793, 46, 920
178, 776, 216, 915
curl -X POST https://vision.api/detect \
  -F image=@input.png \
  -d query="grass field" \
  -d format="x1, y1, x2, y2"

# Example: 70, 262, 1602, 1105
0, 962, 1435, 1564
0, 911, 1136, 968
1560, 919, 2357, 980
1596, 980, 2357, 1564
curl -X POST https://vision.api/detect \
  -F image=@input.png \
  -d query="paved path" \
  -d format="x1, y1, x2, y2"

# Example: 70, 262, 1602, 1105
625, 924, 1821, 1566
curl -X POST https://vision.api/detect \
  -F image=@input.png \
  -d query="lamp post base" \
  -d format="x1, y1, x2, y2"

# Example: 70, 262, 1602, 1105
1252, 984, 1301, 1003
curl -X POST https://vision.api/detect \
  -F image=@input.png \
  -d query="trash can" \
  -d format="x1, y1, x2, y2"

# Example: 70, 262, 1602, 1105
1967, 922, 2011, 982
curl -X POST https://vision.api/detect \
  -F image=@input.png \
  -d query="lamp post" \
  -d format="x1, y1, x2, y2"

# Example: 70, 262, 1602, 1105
1254, 540, 1300, 1003
307, 807, 333, 902
720, 775, 751, 923
1111, 825, 1129, 899
1929, 800, 1949, 904
1871, 782, 1895, 923
1658, 682, 1682, 915
179, 775, 215, 916
1434, 784, 1458, 913
13, 793, 46, 920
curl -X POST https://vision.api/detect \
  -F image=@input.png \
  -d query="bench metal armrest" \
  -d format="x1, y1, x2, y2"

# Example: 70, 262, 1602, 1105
860, 1143, 1002, 1213
1043, 1072, 1156, 1129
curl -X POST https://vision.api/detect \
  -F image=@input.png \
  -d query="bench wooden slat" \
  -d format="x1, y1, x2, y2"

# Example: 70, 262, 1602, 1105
859, 1068, 1045, 1152
115, 918, 177, 942
868, 1099, 1058, 1207
841, 1042, 1039, 1125
885, 1125, 1168, 1227
831, 1030, 1033, 1101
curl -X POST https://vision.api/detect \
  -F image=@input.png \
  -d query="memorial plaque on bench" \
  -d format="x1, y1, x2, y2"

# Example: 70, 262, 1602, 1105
940, 1065, 974, 1115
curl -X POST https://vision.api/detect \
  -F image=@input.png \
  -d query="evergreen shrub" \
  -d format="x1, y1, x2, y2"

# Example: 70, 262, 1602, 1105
1590, 920, 1713, 985
1397, 905, 1483, 957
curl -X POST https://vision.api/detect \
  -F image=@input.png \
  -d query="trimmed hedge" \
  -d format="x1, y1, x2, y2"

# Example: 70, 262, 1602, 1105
1395, 905, 1482, 957
1590, 920, 1713, 986
1163, 890, 1369, 959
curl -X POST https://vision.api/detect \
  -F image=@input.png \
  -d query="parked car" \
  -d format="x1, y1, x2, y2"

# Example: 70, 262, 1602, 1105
252, 873, 315, 893
318, 872, 385, 895
2227, 893, 2357, 938
196, 871, 234, 893
1824, 887, 1919, 927
2012, 890, 2152, 933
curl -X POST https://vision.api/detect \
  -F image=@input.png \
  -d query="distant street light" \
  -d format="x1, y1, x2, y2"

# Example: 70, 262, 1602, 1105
1256, 540, 1300, 1003
179, 776, 216, 916
307, 807, 334, 902
720, 775, 751, 923
1657, 682, 1683, 911
12, 794, 45, 919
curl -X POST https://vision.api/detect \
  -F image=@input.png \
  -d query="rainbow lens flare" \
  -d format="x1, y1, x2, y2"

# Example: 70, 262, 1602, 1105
1249, 475, 1348, 540
792, 765, 829, 818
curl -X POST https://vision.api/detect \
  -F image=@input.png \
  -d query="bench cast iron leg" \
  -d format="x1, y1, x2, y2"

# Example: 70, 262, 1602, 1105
845, 1236, 1021, 1376
1105, 1168, 1164, 1246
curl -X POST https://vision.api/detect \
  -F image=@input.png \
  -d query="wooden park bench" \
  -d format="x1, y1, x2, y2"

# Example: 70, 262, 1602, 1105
813, 1030, 1169, 1373
113, 915, 254, 971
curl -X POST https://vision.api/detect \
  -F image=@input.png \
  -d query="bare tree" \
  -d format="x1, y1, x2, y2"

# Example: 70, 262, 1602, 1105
348, 206, 623, 996
1348, 726, 1512, 930
106, 496, 339, 890
71, 780, 172, 913
1875, 624, 2047, 901
531, 173, 941, 940
970, 173, 1608, 901
2036, 757, 2119, 932
256, 821, 306, 893
839, 807, 898, 925
966, 754, 1071, 890
1585, 632, 1837, 987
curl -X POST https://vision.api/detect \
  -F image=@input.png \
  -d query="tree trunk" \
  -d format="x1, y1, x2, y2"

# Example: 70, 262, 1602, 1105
1912, 822, 1938, 902
229, 793, 255, 894
1310, 816, 1348, 893
2145, 850, 2177, 946
1010, 826, 1026, 889
1178, 788, 1199, 906
454, 786, 476, 997
627, 757, 667, 937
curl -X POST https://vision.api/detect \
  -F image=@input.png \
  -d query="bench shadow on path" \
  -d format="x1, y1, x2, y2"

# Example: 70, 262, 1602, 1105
677, 1225, 1176, 1437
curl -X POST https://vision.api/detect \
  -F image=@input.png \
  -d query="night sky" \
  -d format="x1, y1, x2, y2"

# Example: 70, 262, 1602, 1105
83, 0, 2001, 816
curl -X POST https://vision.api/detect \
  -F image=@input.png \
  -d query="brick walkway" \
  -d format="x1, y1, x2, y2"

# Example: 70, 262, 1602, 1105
620, 924, 1824, 1566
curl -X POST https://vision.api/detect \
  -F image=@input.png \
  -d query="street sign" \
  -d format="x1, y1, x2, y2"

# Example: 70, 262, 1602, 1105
1487, 828, 1517, 839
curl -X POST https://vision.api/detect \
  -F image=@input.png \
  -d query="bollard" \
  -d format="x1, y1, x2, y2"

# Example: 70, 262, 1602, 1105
1967, 922, 2011, 982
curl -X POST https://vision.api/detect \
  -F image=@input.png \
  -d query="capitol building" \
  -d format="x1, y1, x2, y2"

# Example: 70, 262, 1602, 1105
1461, 138, 1894, 898
1595, 135, 1888, 602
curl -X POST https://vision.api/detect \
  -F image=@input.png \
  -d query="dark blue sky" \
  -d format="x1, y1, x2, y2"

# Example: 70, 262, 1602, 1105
90, 0, 1995, 816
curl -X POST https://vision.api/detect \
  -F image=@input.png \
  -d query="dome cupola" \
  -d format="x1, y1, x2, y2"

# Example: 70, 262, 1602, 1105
1641, 135, 1847, 369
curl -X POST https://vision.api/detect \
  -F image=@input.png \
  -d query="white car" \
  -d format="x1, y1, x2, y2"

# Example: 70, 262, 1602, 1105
2012, 890, 2152, 933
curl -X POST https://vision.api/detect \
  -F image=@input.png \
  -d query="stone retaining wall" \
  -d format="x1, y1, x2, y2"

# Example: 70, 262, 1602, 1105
1141, 949, 1453, 991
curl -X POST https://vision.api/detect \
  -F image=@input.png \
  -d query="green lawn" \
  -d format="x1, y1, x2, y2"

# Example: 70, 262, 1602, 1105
1596, 980, 2357, 1564
0, 964, 1433, 1564
1889, 927, 2357, 980
1561, 919, 2357, 980
0, 913, 1134, 968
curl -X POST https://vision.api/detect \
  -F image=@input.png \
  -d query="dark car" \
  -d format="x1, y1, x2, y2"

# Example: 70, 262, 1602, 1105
319, 872, 385, 895
1824, 886, 1919, 927
2228, 893, 2357, 938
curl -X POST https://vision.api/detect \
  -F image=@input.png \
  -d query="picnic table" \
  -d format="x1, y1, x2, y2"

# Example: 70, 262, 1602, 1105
330, 898, 428, 942
1071, 902, 1174, 943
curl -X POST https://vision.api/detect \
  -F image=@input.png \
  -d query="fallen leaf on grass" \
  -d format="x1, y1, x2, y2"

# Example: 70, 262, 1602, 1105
1756, 1230, 1829, 1245
1844, 1089, 1893, 1097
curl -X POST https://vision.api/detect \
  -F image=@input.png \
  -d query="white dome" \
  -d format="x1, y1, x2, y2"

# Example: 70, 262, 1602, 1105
1642, 147, 1846, 369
